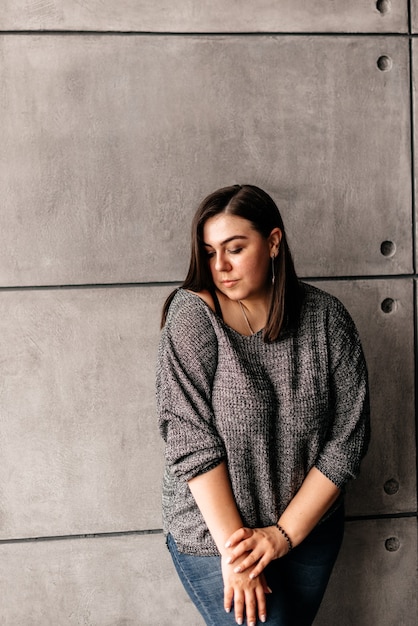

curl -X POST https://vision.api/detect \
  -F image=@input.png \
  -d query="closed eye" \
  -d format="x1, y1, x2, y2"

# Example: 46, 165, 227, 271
204, 246, 243, 259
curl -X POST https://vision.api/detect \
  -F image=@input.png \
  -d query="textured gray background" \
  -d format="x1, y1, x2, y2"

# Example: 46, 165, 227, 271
0, 2, 416, 625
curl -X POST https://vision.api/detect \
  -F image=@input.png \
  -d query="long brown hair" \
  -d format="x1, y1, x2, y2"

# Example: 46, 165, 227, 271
161, 184, 303, 342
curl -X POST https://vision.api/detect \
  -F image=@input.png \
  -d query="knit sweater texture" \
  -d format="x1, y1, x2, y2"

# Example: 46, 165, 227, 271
156, 283, 370, 556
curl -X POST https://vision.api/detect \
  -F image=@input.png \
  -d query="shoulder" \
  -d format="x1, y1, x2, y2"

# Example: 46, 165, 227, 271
300, 283, 358, 334
159, 289, 219, 374
301, 282, 351, 316
166, 288, 216, 318
302, 282, 340, 308
163, 288, 219, 341
188, 289, 216, 311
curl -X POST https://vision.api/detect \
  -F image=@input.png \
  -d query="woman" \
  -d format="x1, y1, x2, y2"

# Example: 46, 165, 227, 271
156, 184, 370, 626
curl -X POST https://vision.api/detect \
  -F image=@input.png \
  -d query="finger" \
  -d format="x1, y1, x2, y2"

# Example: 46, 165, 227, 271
225, 527, 251, 548
224, 585, 234, 615
227, 541, 254, 565
233, 590, 245, 626
259, 572, 272, 595
233, 550, 261, 573
255, 584, 267, 624
248, 555, 270, 579
243, 590, 257, 626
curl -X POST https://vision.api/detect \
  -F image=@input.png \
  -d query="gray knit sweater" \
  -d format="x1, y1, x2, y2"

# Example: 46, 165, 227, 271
156, 283, 370, 556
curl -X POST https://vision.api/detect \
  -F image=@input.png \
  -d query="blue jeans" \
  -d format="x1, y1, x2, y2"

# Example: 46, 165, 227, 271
167, 505, 344, 626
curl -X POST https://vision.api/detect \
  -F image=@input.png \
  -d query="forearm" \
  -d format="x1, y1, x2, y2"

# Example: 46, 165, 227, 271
189, 462, 269, 624
187, 461, 243, 555
278, 466, 341, 548
225, 466, 341, 581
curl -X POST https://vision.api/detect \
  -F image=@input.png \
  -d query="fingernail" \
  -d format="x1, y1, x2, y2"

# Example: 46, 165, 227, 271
250, 622, 256, 626
236, 619, 243, 625
233, 566, 241, 573
225, 540, 231, 548
261, 616, 267, 623
226, 556, 232, 564
267, 586, 273, 594
225, 607, 230, 613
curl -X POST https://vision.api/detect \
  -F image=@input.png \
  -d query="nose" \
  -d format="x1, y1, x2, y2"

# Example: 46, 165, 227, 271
214, 252, 231, 272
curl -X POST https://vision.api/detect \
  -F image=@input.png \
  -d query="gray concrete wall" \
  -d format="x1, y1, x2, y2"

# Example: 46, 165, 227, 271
0, 2, 416, 625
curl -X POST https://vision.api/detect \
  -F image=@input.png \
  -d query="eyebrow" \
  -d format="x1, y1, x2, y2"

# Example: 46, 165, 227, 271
203, 235, 249, 247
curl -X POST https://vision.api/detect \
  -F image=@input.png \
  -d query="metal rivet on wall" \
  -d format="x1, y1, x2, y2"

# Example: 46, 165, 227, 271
384, 478, 399, 495
385, 537, 400, 552
380, 240, 396, 257
376, 0, 391, 15
381, 298, 396, 314
377, 55, 393, 71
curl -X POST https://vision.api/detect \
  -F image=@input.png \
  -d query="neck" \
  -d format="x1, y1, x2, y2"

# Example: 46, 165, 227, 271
237, 295, 270, 335
238, 300, 255, 334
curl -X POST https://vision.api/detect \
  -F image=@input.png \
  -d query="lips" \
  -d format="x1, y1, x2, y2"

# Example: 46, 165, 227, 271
221, 279, 239, 288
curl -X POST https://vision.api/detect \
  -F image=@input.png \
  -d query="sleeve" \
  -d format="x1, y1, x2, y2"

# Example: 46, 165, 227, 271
314, 298, 371, 489
156, 293, 226, 482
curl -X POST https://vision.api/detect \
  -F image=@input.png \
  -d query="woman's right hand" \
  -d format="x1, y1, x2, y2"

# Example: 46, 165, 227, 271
222, 554, 270, 625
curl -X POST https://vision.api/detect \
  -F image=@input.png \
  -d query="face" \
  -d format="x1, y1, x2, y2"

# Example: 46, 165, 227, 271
202, 213, 281, 302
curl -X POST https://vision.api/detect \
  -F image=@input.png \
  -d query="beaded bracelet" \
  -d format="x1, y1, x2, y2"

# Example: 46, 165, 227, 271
276, 522, 293, 553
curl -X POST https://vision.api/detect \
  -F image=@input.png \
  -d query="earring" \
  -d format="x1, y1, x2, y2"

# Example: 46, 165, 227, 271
271, 254, 276, 285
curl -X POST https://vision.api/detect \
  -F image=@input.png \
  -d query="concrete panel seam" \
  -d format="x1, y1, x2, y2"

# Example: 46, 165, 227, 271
0, 275, 417, 292
409, 37, 416, 273
345, 512, 418, 522
0, 528, 164, 545
2, 515, 417, 545
414, 279, 418, 512
0, 30, 412, 37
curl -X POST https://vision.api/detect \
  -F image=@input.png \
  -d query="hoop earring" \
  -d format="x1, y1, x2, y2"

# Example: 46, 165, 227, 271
271, 255, 276, 285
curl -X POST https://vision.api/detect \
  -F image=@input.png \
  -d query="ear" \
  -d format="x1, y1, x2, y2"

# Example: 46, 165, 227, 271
268, 228, 282, 257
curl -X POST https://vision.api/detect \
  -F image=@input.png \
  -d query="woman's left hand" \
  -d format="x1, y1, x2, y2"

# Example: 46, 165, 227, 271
225, 526, 290, 579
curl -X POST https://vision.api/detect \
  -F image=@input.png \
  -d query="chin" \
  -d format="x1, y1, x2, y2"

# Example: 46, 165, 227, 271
217, 285, 241, 299
222, 288, 247, 301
